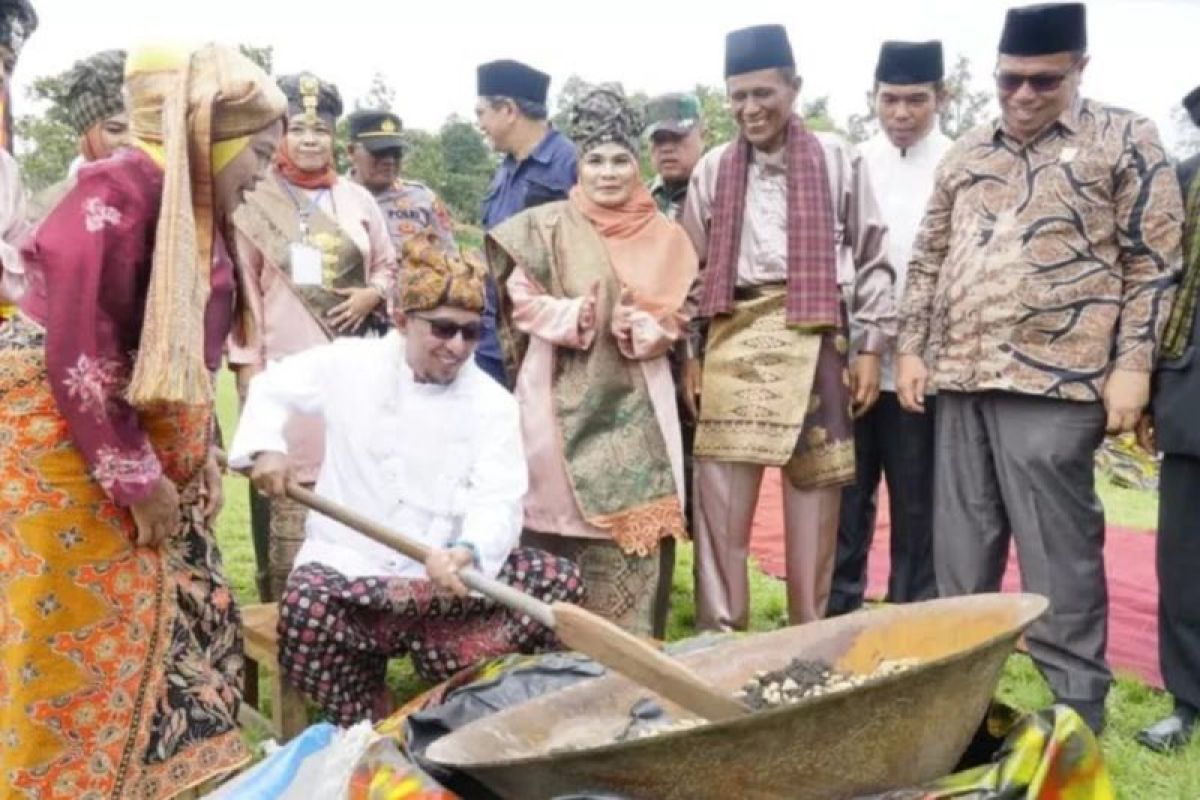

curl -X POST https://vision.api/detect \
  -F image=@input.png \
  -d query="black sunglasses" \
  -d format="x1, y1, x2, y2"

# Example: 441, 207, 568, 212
994, 59, 1081, 93
413, 313, 482, 342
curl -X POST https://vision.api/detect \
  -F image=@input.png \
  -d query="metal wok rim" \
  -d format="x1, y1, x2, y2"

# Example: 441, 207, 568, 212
425, 592, 1049, 769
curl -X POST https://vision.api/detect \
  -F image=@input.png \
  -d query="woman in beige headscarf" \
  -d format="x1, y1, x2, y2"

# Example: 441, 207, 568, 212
0, 44, 285, 798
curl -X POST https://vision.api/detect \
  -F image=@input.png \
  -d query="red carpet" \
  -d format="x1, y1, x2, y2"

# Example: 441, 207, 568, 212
747, 472, 1162, 687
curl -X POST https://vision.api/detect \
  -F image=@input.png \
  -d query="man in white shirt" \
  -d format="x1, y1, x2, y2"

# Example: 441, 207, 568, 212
230, 235, 584, 725
828, 40, 954, 616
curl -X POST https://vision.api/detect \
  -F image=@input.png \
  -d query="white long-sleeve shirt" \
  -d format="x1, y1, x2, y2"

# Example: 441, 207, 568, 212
0, 151, 32, 307
859, 128, 953, 391
229, 332, 527, 580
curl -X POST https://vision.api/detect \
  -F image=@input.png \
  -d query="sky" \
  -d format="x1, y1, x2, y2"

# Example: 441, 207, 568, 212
12, 0, 1200, 151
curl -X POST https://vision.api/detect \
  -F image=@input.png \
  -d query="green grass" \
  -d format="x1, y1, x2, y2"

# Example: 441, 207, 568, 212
214, 372, 1199, 795
1098, 475, 1160, 532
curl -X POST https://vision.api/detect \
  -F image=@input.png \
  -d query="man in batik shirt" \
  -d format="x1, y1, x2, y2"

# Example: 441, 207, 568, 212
346, 109, 457, 254
896, 3, 1183, 733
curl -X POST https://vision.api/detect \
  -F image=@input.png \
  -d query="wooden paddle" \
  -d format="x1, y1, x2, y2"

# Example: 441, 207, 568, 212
284, 483, 750, 722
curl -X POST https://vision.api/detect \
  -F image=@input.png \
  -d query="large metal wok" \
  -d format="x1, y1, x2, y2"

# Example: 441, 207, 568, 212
424, 593, 1047, 800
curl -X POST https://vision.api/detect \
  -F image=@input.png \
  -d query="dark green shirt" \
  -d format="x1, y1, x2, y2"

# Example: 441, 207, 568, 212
648, 175, 688, 221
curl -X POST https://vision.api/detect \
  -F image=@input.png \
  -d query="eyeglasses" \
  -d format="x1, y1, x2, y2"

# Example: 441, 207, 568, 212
994, 60, 1081, 93
413, 314, 482, 342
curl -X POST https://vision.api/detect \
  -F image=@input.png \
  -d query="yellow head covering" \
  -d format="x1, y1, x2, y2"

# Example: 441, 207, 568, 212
123, 43, 286, 407
400, 232, 486, 313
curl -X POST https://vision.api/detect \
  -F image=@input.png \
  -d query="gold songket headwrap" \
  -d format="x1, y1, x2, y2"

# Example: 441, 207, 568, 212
124, 44, 286, 407
400, 232, 486, 313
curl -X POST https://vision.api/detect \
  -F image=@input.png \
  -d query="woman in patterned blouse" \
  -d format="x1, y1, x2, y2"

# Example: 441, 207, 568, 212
0, 44, 285, 799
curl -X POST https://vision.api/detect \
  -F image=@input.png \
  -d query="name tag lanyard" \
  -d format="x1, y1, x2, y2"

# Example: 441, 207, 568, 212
279, 177, 336, 241
280, 178, 337, 287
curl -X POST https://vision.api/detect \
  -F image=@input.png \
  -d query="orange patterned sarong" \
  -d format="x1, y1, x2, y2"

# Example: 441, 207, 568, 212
0, 321, 248, 799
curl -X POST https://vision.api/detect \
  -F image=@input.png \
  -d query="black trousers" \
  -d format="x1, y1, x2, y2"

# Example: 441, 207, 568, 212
650, 378, 695, 639
1158, 454, 1200, 712
829, 392, 937, 615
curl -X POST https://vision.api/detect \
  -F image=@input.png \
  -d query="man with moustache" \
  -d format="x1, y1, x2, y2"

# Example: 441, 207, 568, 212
231, 240, 584, 725
645, 92, 706, 220
828, 40, 953, 616
682, 24, 896, 631
346, 109, 457, 254
895, 3, 1183, 733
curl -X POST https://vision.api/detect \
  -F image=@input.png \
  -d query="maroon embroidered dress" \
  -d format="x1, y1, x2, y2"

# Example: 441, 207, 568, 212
0, 147, 248, 798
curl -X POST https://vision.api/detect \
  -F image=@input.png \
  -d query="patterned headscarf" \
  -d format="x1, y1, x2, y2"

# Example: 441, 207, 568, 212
124, 44, 287, 406
60, 49, 127, 135
0, 0, 36, 57
567, 84, 644, 156
399, 232, 486, 313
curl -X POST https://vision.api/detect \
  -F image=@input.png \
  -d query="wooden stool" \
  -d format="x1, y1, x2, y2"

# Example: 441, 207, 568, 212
239, 603, 308, 742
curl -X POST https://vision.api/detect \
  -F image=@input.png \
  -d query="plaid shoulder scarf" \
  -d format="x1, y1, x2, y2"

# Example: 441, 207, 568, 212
697, 114, 838, 329
1162, 167, 1200, 359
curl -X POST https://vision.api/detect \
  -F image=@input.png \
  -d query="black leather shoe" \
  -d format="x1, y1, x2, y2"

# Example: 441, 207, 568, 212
1136, 708, 1197, 753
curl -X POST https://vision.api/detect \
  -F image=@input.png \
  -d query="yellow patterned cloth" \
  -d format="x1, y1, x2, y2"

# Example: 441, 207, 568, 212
0, 321, 247, 799
881, 705, 1115, 799
694, 289, 820, 465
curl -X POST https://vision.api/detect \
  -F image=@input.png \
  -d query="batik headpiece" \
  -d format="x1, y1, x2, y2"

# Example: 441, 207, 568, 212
399, 232, 486, 313
277, 72, 343, 126
567, 84, 643, 155
999, 3, 1087, 56
0, 0, 36, 58
60, 49, 127, 135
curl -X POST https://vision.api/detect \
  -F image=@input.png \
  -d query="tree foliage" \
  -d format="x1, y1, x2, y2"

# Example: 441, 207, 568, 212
356, 71, 396, 112
940, 54, 993, 139
14, 71, 74, 192
437, 115, 493, 222
14, 114, 75, 192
